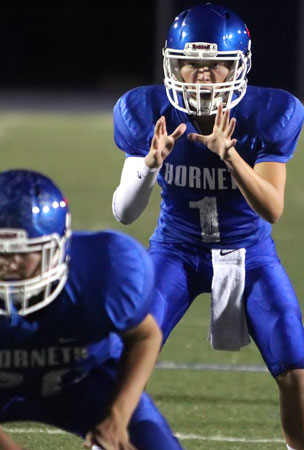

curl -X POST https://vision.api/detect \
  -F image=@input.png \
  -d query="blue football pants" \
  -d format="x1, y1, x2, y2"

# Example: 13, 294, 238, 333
149, 237, 304, 377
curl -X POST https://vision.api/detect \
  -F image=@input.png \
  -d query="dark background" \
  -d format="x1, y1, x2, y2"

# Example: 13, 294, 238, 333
0, 1, 302, 100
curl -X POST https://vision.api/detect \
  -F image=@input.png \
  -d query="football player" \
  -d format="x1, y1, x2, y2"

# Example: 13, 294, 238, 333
0, 169, 183, 450
112, 3, 304, 449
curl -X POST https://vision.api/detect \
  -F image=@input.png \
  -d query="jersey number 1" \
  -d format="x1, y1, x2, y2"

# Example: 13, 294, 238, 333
189, 197, 220, 242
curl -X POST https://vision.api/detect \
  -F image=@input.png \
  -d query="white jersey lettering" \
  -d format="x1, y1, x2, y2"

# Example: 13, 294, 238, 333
164, 163, 237, 190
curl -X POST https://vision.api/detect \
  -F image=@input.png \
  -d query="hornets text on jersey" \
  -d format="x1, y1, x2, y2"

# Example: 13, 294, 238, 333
114, 84, 304, 249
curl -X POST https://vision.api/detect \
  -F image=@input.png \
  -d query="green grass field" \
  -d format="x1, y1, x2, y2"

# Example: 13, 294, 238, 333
0, 108, 303, 449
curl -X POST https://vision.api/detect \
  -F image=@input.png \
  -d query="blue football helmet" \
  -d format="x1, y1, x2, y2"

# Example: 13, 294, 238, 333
163, 3, 251, 115
0, 170, 71, 316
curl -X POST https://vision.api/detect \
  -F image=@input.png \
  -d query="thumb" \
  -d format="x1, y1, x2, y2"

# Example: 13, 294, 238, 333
187, 132, 207, 144
226, 138, 238, 150
170, 123, 186, 141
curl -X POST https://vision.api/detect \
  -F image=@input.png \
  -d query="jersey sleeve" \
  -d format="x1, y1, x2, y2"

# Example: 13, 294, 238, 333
102, 231, 155, 332
113, 87, 155, 157
255, 92, 304, 164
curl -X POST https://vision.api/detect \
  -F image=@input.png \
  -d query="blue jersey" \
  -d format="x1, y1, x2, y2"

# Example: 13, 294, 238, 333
0, 230, 154, 397
114, 85, 304, 248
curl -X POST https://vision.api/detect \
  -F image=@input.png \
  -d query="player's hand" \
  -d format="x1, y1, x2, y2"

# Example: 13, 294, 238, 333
145, 116, 186, 169
187, 103, 237, 161
0, 427, 25, 450
83, 412, 137, 450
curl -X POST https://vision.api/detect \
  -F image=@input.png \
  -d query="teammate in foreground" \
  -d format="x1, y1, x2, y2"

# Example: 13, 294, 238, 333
112, 3, 304, 449
0, 170, 183, 450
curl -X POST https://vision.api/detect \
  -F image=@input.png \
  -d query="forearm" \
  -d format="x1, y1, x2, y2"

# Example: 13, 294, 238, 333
108, 316, 162, 424
112, 157, 159, 224
224, 148, 285, 223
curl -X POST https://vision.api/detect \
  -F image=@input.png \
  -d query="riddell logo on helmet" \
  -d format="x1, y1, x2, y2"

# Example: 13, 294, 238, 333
185, 43, 218, 53
191, 44, 212, 50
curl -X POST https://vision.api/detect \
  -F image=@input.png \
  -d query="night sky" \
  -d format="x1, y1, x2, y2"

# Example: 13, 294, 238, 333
0, 1, 300, 97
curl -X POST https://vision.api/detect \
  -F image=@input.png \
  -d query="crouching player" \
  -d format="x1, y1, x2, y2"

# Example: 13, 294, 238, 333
0, 170, 183, 450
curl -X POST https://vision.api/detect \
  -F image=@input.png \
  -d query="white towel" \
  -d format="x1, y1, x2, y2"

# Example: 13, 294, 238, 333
208, 248, 250, 351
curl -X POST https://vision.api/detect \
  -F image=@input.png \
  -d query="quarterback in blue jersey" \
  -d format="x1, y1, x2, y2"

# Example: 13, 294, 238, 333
112, 3, 304, 450
0, 170, 183, 450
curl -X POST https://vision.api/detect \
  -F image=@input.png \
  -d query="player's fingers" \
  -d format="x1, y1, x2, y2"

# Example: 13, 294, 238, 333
92, 437, 111, 450
187, 132, 206, 144
154, 117, 163, 138
84, 432, 94, 448
170, 123, 186, 141
226, 117, 236, 137
84, 432, 107, 450
150, 135, 159, 151
161, 115, 167, 135
221, 108, 230, 130
215, 102, 223, 127
229, 138, 237, 149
